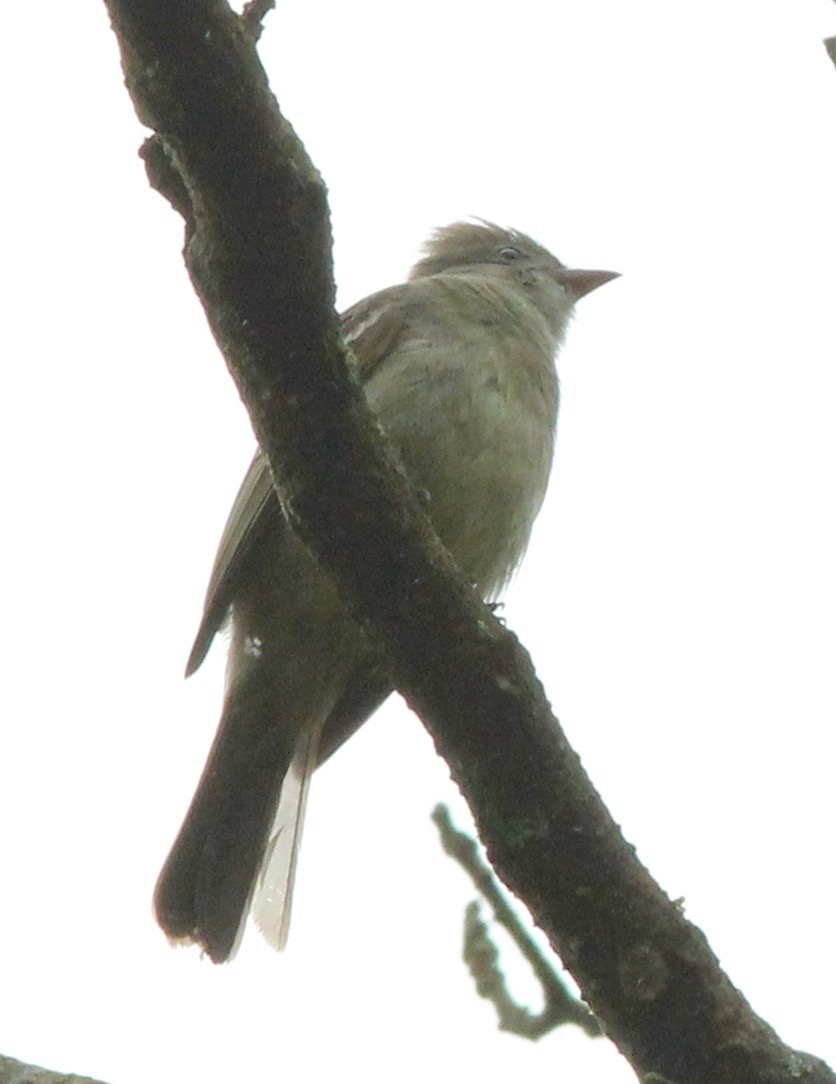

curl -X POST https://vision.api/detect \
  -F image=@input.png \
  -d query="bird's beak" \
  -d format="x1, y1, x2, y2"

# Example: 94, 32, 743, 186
559, 267, 621, 299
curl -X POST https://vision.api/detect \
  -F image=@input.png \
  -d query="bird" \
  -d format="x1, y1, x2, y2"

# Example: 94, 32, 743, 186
154, 221, 618, 962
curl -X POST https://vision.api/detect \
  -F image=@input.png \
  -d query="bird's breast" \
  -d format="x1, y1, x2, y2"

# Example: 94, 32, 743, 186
365, 322, 558, 597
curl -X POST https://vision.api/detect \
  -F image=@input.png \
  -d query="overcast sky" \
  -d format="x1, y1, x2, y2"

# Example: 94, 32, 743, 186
2, 3, 835, 1083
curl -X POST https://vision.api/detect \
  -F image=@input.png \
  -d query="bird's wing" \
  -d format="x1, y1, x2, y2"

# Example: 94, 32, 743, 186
184, 284, 415, 677
340, 283, 414, 381
184, 451, 279, 676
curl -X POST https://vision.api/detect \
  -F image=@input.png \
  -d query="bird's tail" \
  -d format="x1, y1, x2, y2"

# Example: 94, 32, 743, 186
154, 668, 313, 963
252, 724, 321, 951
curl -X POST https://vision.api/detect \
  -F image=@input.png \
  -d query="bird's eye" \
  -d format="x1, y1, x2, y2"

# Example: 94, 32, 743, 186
497, 246, 522, 262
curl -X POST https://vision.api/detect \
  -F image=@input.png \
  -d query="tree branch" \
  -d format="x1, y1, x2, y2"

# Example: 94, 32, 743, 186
0, 1054, 105, 1084
102, 2, 834, 1080
433, 804, 600, 1039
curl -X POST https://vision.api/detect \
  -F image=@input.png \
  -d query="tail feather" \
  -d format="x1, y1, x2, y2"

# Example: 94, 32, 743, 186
154, 686, 296, 963
157, 545, 374, 959
253, 722, 322, 951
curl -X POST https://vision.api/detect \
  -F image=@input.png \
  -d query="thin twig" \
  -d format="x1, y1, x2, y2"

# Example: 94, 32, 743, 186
433, 804, 600, 1039
240, 0, 275, 42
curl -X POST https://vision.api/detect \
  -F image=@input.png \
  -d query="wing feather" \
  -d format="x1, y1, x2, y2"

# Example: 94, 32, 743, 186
185, 453, 279, 676
185, 284, 414, 677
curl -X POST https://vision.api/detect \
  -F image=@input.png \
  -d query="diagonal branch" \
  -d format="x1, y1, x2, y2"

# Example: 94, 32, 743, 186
103, 2, 834, 1081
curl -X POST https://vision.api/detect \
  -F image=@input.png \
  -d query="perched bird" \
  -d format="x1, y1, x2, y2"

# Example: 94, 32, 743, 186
154, 221, 618, 962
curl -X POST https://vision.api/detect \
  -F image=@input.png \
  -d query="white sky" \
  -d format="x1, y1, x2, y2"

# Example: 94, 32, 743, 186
2, 2, 835, 1082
